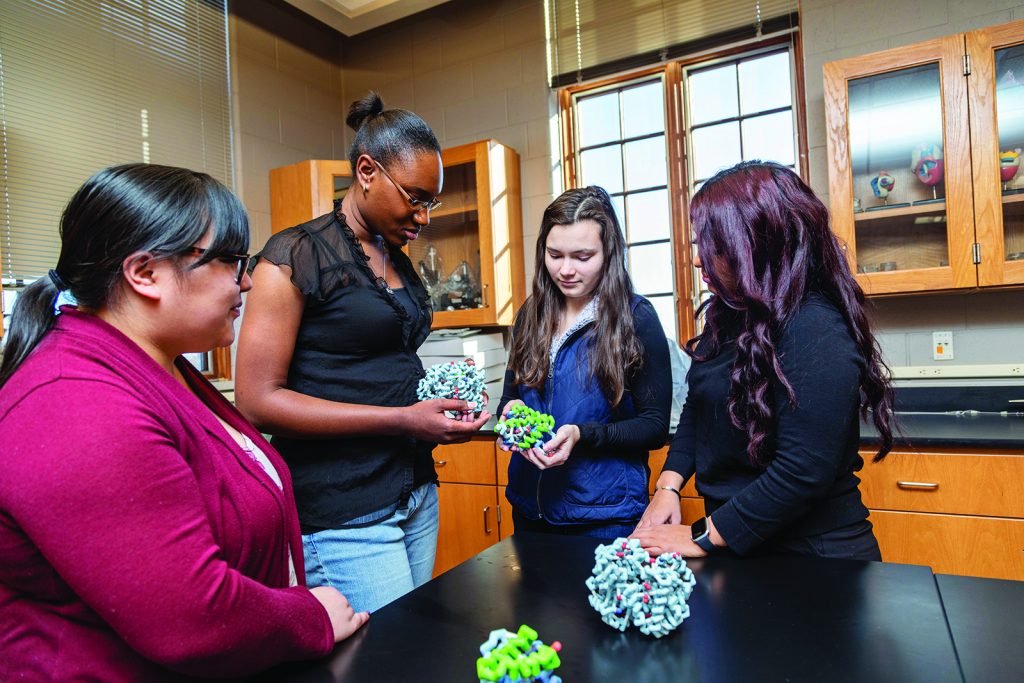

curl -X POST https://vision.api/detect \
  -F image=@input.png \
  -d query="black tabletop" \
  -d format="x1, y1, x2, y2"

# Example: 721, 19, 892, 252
860, 413, 1024, 449
261, 533, 963, 683
936, 573, 1024, 683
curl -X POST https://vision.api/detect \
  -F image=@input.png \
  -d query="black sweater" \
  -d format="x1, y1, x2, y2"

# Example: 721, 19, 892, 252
663, 294, 871, 555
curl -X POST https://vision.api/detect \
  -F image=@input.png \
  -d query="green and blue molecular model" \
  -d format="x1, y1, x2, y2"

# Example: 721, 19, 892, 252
586, 537, 696, 638
495, 404, 556, 451
476, 624, 562, 683
417, 360, 486, 415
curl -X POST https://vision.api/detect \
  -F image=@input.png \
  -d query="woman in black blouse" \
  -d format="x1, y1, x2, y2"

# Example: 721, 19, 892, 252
631, 161, 894, 561
236, 93, 489, 614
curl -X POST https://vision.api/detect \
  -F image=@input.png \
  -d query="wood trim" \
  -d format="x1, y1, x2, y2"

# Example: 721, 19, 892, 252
665, 62, 696, 344
558, 87, 577, 190
791, 30, 810, 183
209, 347, 233, 381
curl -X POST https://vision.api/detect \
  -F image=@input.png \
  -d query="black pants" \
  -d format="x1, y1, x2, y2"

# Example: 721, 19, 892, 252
762, 519, 882, 562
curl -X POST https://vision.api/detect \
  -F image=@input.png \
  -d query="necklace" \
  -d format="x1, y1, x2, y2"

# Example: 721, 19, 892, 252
376, 236, 393, 295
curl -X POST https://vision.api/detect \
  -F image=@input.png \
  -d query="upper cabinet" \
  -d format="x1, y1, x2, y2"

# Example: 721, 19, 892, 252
824, 20, 1024, 295
269, 139, 526, 328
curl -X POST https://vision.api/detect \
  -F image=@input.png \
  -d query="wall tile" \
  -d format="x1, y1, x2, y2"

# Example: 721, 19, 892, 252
473, 49, 524, 95
416, 106, 446, 143
238, 101, 280, 144
832, 0, 948, 50
906, 328, 1024, 365
526, 116, 552, 159
280, 113, 333, 159
521, 39, 549, 84
233, 17, 277, 69
801, 4, 837, 56
963, 289, 1024, 327
868, 292, 968, 331
248, 210, 273, 253
506, 82, 552, 125
875, 332, 909, 367
522, 155, 556, 199
276, 39, 335, 88
503, 2, 544, 49
476, 124, 528, 158
444, 92, 509, 139
413, 62, 475, 111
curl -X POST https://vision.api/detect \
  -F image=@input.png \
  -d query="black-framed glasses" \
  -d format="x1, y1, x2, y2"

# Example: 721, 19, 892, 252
187, 247, 250, 285
373, 159, 442, 213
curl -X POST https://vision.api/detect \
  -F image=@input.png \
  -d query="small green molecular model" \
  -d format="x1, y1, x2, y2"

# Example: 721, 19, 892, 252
495, 405, 555, 450
586, 537, 696, 638
476, 624, 562, 683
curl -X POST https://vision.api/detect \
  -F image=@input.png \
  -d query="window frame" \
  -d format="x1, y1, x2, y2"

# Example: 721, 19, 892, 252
559, 32, 808, 345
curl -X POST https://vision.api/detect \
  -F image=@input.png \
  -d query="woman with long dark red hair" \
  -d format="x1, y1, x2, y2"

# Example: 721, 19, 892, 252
631, 160, 894, 561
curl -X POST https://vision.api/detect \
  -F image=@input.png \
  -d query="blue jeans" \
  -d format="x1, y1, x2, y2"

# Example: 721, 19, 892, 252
302, 482, 439, 613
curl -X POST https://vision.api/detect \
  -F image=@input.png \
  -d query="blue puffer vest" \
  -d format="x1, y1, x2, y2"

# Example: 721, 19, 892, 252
505, 297, 649, 525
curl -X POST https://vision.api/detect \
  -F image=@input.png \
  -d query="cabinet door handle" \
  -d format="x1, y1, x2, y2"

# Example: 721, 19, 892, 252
434, 459, 447, 467
897, 481, 939, 491
481, 283, 489, 308
483, 506, 492, 534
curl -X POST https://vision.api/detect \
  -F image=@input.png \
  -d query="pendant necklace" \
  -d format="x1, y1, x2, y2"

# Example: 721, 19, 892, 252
376, 236, 394, 295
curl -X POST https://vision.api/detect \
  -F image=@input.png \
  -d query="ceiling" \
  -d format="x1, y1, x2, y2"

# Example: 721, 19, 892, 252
283, 0, 451, 36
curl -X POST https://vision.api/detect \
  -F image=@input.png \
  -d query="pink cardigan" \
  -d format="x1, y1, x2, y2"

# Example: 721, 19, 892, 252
0, 310, 333, 680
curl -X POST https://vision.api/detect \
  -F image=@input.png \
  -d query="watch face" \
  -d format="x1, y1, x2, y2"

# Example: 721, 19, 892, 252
691, 516, 707, 540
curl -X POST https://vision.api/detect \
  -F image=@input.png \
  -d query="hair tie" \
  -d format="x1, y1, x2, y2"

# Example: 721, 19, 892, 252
48, 268, 69, 291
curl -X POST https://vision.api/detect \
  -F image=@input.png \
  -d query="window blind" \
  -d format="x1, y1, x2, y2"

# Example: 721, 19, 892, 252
545, 0, 798, 87
0, 0, 233, 283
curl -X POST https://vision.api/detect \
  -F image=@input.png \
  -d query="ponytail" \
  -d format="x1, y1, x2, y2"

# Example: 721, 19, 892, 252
0, 277, 60, 387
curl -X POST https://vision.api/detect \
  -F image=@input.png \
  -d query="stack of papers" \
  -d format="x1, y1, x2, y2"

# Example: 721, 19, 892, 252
417, 329, 508, 415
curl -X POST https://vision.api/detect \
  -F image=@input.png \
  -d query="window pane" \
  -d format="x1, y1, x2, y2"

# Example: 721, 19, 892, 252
611, 195, 626, 233
628, 242, 674, 294
577, 92, 620, 147
580, 145, 624, 194
625, 189, 670, 243
623, 135, 667, 191
647, 294, 677, 342
689, 64, 738, 125
183, 352, 210, 372
622, 81, 664, 138
739, 51, 792, 115
741, 111, 795, 166
691, 122, 741, 181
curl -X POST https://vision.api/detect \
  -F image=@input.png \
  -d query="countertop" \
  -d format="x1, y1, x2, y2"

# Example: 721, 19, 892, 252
860, 412, 1024, 450
259, 533, 972, 683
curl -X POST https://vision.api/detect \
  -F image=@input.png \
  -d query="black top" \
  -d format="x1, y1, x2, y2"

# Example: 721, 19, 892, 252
497, 299, 672, 451
255, 204, 436, 532
664, 293, 870, 555
260, 534, 963, 683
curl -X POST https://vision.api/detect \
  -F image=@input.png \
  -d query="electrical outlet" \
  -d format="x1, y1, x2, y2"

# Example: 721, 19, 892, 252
932, 330, 954, 361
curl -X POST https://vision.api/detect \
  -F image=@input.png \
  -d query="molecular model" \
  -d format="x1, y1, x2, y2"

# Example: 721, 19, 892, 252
417, 360, 486, 416
495, 405, 556, 451
476, 624, 562, 683
586, 537, 696, 638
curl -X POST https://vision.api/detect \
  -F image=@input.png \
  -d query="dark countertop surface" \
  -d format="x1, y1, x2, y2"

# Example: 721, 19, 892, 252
260, 534, 966, 683
860, 413, 1024, 450
936, 574, 1024, 683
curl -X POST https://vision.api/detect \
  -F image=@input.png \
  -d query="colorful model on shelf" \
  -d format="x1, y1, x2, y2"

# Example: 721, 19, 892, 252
869, 171, 895, 204
476, 624, 562, 683
416, 360, 486, 416
585, 537, 696, 638
911, 143, 944, 199
494, 404, 556, 451
1000, 148, 1021, 189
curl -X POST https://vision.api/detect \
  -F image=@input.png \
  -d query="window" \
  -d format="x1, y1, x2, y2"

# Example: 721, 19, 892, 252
0, 0, 234, 379
563, 40, 804, 341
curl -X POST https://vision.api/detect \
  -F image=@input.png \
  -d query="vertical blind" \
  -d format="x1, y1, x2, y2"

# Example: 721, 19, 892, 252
545, 0, 799, 87
0, 0, 233, 282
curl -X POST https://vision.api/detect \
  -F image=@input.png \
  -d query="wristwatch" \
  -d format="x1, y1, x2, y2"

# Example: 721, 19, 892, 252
691, 516, 718, 554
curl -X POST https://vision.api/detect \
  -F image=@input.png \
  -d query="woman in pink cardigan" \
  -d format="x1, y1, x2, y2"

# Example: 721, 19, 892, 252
0, 164, 367, 681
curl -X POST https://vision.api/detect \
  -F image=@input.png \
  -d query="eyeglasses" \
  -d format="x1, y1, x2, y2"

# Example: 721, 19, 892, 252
373, 159, 442, 213
187, 247, 251, 285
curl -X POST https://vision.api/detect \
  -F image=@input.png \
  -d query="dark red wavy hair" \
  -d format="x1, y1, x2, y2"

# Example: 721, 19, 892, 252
688, 160, 894, 466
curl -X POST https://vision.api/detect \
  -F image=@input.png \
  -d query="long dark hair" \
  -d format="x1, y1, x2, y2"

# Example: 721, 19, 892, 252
0, 163, 249, 387
508, 186, 643, 407
688, 160, 894, 465
346, 91, 441, 168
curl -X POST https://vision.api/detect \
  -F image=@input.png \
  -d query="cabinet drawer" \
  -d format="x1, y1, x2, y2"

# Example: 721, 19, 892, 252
434, 438, 497, 485
858, 450, 1024, 517
648, 446, 699, 497
870, 509, 1024, 581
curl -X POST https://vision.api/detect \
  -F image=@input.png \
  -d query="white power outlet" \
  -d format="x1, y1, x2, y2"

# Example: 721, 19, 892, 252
932, 330, 954, 361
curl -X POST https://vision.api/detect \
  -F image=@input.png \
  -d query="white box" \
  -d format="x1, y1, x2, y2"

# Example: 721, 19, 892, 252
419, 329, 505, 356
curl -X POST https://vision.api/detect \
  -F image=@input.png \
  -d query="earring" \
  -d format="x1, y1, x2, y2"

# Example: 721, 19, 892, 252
362, 184, 368, 195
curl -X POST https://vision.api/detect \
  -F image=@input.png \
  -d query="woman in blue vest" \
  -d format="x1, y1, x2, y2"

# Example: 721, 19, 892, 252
497, 186, 672, 538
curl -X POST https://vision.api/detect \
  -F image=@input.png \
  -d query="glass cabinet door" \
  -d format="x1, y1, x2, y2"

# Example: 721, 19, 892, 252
970, 20, 1024, 286
824, 36, 975, 294
848, 64, 950, 274
408, 158, 485, 315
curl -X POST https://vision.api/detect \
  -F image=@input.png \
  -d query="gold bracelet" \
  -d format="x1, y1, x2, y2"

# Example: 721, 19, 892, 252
656, 485, 681, 498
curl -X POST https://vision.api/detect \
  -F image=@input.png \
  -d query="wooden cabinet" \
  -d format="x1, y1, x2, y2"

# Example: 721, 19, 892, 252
268, 139, 526, 328
824, 19, 1024, 294
433, 436, 505, 576
859, 447, 1024, 580
648, 446, 705, 525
